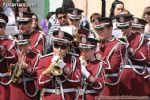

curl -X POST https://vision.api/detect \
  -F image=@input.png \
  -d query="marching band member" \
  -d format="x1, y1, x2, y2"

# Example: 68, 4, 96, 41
76, 34, 105, 100
37, 30, 81, 100
66, 8, 85, 55
17, 12, 45, 55
131, 17, 150, 95
9, 33, 40, 100
94, 17, 126, 96
114, 14, 150, 96
0, 12, 18, 100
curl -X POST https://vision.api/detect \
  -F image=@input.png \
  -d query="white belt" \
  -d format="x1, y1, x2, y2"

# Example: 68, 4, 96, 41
43, 88, 75, 95
76, 89, 97, 95
0, 72, 10, 77
124, 65, 144, 69
105, 73, 118, 77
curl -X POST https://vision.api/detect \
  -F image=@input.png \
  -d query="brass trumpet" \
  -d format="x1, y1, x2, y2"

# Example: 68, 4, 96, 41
50, 63, 63, 76
11, 51, 26, 84
11, 61, 23, 83
50, 56, 63, 76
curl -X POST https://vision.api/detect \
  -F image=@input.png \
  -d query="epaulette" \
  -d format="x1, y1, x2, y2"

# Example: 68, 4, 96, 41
116, 36, 127, 44
40, 52, 54, 59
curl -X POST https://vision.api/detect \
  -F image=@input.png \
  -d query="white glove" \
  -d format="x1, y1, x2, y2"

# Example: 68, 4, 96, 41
57, 59, 66, 69
81, 65, 90, 78
52, 55, 66, 69
79, 57, 87, 66
52, 55, 60, 62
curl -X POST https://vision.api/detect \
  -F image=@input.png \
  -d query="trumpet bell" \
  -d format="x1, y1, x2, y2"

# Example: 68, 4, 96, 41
51, 65, 63, 76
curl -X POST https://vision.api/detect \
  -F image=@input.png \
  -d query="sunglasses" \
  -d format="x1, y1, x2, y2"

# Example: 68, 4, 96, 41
118, 26, 129, 29
0, 24, 5, 28
17, 21, 30, 25
54, 43, 67, 49
69, 19, 80, 22
58, 15, 67, 19
146, 11, 150, 15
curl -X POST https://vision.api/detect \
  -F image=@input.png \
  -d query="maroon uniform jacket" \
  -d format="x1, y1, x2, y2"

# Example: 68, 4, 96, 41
119, 32, 150, 96
98, 37, 126, 96
30, 30, 45, 55
37, 53, 81, 100
0, 36, 18, 100
77, 58, 105, 100
9, 48, 40, 100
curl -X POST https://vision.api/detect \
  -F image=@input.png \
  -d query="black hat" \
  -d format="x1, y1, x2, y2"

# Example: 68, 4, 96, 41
132, 17, 147, 29
79, 34, 99, 49
14, 33, 31, 45
67, 8, 83, 19
114, 14, 133, 28
17, 12, 34, 22
52, 30, 74, 44
94, 17, 112, 29
0, 13, 8, 25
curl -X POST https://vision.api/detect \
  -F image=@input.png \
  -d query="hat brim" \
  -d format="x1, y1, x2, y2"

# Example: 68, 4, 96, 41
53, 38, 70, 44
68, 14, 81, 20
16, 39, 30, 45
79, 43, 96, 49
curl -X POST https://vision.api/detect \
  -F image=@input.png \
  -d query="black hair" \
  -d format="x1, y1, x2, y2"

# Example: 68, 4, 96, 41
46, 12, 55, 20
109, 0, 124, 17
55, 7, 66, 17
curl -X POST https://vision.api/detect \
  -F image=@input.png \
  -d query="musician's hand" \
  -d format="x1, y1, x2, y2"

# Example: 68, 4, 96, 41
57, 59, 66, 69
52, 55, 60, 62
79, 56, 87, 66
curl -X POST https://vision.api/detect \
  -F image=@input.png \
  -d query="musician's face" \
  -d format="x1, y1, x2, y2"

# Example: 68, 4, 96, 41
18, 20, 32, 33
53, 42, 69, 57
0, 24, 5, 35
96, 27, 112, 40
68, 18, 80, 27
80, 48, 95, 61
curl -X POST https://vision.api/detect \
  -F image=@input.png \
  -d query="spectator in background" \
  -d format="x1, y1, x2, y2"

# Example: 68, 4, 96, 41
142, 6, 150, 34
48, 7, 68, 34
48, 0, 90, 31
62, 0, 90, 29
15, 0, 31, 17
40, 12, 55, 34
109, 0, 124, 17
31, 13, 42, 32
110, 0, 125, 38
1, 0, 18, 35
